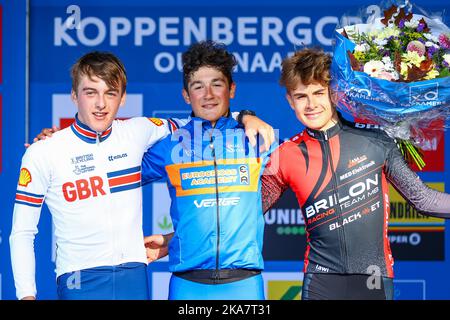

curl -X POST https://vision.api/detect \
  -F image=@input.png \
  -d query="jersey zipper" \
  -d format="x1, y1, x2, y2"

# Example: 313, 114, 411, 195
210, 134, 221, 283
323, 131, 349, 273
97, 132, 116, 264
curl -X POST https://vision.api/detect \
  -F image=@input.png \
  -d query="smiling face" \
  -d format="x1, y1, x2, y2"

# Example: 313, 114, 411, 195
71, 74, 126, 132
182, 66, 235, 126
286, 81, 338, 131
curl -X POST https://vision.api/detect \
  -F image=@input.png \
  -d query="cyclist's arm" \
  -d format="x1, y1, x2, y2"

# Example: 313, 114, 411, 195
10, 143, 50, 299
141, 137, 170, 185
144, 232, 174, 263
386, 144, 450, 219
261, 148, 289, 213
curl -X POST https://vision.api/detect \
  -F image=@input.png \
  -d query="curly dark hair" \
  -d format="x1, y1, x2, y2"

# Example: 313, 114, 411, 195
182, 40, 237, 91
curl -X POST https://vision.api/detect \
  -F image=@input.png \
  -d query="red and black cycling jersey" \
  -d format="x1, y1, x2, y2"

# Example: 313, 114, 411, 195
262, 114, 450, 278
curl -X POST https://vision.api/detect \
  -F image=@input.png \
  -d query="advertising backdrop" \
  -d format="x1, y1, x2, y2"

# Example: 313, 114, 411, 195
0, 0, 449, 300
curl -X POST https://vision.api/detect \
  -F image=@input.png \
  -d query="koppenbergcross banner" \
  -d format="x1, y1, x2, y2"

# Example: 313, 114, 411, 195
0, 0, 449, 300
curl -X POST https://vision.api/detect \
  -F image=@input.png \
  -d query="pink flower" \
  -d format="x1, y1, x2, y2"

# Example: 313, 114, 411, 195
406, 40, 426, 56
439, 34, 450, 49
377, 71, 398, 81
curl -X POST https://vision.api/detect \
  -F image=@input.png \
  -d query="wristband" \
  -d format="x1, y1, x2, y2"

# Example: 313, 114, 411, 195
237, 110, 256, 125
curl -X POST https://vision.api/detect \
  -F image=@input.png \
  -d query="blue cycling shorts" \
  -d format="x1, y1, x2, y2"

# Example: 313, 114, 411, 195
168, 273, 265, 300
57, 262, 149, 300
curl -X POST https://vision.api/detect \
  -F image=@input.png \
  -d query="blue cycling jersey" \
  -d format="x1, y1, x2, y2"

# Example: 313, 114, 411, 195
142, 115, 271, 277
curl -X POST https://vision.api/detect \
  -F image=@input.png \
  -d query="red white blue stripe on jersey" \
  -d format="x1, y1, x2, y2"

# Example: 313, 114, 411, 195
71, 113, 112, 144
15, 190, 45, 208
168, 118, 180, 133
107, 166, 141, 193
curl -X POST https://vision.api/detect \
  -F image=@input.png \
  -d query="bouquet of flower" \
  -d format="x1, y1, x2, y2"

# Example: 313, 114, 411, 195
331, 2, 450, 169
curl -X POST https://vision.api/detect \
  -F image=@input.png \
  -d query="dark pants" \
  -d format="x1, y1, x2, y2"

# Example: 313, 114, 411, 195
302, 273, 394, 300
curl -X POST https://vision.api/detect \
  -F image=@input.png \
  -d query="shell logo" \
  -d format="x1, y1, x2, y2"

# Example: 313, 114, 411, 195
149, 118, 164, 127
18, 168, 32, 187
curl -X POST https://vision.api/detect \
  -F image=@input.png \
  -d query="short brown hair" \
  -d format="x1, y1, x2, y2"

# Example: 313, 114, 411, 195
71, 51, 127, 95
279, 48, 331, 91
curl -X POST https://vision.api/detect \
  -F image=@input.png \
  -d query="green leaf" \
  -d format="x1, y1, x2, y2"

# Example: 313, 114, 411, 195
439, 68, 450, 78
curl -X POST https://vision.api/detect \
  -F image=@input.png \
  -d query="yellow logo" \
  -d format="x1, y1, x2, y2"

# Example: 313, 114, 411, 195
149, 118, 164, 127
18, 168, 32, 187
267, 280, 302, 300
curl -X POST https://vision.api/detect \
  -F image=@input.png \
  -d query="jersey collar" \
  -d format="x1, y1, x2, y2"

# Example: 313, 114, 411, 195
71, 113, 112, 144
189, 110, 235, 131
305, 116, 343, 141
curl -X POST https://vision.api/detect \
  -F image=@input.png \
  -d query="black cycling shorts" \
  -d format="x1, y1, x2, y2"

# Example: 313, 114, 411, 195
302, 273, 394, 300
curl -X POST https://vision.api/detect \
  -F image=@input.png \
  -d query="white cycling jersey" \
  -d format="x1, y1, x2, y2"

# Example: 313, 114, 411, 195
10, 115, 183, 299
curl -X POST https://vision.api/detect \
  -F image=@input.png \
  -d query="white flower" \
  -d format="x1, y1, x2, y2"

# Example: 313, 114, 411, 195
382, 56, 395, 71
374, 38, 388, 46
363, 58, 399, 81
425, 41, 439, 48
405, 19, 419, 28
364, 60, 385, 77
368, 26, 400, 41
443, 54, 450, 65
390, 70, 400, 80
354, 43, 370, 52
424, 33, 438, 42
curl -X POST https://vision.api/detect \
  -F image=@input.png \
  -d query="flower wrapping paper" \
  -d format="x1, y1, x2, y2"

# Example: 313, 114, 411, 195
331, 12, 450, 144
